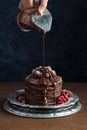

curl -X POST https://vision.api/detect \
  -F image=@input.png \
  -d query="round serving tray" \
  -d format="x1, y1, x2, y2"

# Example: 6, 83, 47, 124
3, 100, 82, 118
3, 89, 82, 118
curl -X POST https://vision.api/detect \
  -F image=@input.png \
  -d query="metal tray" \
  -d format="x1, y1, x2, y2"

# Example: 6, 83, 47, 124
3, 89, 82, 118
3, 100, 82, 118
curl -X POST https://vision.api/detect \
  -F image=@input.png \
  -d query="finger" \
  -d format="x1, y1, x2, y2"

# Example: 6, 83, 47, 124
27, 0, 34, 7
38, 5, 46, 15
18, 0, 24, 10
38, 0, 48, 14
40, 0, 48, 8
18, 0, 34, 10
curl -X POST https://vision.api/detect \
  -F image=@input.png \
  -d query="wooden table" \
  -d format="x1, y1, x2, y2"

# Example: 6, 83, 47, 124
0, 83, 87, 130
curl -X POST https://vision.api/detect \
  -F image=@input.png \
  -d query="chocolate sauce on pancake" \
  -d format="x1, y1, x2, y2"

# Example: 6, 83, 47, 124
25, 66, 62, 106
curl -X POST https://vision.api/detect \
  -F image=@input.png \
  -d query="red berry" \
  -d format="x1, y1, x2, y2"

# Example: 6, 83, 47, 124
61, 95, 65, 100
62, 96, 68, 102
21, 100, 26, 104
57, 95, 65, 104
62, 89, 73, 98
17, 95, 26, 104
64, 95, 69, 101
58, 96, 62, 101
35, 71, 42, 77
45, 73, 50, 78
18, 96, 23, 102
62, 90, 68, 96
68, 90, 73, 97
61, 95, 68, 102
57, 100, 64, 104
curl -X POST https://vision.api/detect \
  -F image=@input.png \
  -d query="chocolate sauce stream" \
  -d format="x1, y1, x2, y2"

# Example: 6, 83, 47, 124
42, 34, 45, 67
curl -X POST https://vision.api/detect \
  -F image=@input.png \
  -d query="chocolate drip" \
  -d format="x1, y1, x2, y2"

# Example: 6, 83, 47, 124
53, 83, 57, 103
42, 89, 48, 105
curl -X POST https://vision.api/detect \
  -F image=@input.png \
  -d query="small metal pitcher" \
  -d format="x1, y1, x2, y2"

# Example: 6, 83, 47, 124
17, 0, 52, 32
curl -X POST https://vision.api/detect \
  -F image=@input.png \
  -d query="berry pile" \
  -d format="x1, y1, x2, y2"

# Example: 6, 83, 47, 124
57, 90, 73, 104
32, 66, 56, 79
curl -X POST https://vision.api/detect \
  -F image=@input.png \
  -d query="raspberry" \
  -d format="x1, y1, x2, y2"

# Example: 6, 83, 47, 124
45, 73, 50, 78
18, 96, 23, 102
17, 95, 26, 104
35, 70, 42, 77
21, 100, 26, 104
57, 91, 70, 105
62, 90, 68, 96
62, 95, 68, 102
57, 96, 64, 104
57, 100, 64, 104
62, 90, 73, 98
61, 95, 68, 102
63, 94, 69, 101
57, 97, 62, 104
68, 90, 73, 97
58, 96, 62, 101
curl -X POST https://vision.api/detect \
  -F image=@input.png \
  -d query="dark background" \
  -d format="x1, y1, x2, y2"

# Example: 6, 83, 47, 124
0, 0, 87, 82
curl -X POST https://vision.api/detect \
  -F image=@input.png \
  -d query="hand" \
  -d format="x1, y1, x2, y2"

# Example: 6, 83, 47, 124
19, 0, 48, 15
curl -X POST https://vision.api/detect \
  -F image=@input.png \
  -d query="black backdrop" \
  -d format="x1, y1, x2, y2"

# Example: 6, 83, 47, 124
0, 0, 87, 82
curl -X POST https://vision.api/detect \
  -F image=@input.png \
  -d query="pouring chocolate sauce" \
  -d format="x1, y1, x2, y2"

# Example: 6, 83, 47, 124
17, 0, 52, 66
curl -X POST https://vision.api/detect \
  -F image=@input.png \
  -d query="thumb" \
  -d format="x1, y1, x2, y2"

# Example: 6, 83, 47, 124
38, 0, 48, 15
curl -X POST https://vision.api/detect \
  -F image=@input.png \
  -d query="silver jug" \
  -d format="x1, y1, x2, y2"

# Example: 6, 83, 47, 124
17, 0, 52, 33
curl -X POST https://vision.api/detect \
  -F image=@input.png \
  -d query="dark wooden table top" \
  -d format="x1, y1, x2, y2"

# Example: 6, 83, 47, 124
0, 82, 87, 130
